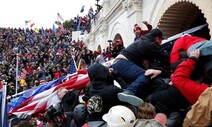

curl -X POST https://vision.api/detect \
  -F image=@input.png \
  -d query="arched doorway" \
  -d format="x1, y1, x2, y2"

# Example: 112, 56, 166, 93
157, 1, 210, 40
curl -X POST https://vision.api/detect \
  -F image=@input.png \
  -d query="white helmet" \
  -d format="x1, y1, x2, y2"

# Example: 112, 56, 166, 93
102, 105, 136, 127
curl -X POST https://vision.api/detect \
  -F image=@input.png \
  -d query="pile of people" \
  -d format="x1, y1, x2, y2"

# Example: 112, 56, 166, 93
4, 20, 212, 127
41, 28, 211, 127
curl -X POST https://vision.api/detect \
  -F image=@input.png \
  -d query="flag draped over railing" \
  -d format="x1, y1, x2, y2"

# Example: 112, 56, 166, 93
8, 69, 89, 118
7, 76, 65, 113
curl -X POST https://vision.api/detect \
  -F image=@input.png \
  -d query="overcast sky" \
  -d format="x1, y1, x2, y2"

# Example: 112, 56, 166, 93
0, 0, 98, 29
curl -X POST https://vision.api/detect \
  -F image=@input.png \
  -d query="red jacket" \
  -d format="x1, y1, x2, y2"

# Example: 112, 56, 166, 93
171, 58, 208, 104
170, 36, 206, 64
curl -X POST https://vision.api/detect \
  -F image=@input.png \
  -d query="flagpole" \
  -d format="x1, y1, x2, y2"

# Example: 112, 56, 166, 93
1, 81, 7, 127
15, 53, 19, 94
24, 20, 25, 32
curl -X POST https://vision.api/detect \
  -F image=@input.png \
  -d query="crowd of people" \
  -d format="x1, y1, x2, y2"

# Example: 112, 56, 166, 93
1, 15, 212, 127
0, 10, 125, 96
0, 24, 125, 126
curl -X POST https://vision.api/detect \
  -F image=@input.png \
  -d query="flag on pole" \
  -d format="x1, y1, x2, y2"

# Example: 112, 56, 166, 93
80, 5, 85, 13
30, 23, 35, 28
18, 69, 27, 81
69, 59, 78, 74
0, 86, 8, 127
25, 20, 35, 29
63, 58, 78, 82
57, 13, 64, 21
55, 21, 61, 25
25, 20, 32, 26
8, 71, 89, 118
88, 6, 94, 19
77, 17, 82, 31
41, 27, 46, 38
29, 36, 34, 45
52, 24, 56, 34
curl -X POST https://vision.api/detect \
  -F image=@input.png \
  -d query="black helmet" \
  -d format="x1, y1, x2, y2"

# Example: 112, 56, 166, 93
47, 103, 66, 124
73, 104, 87, 126
74, 104, 87, 120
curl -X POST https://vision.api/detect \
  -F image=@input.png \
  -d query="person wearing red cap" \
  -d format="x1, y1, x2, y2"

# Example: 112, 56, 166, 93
133, 21, 152, 41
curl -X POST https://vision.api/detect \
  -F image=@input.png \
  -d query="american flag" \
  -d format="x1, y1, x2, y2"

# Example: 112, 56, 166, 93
18, 70, 27, 81
30, 23, 35, 28
8, 70, 89, 118
25, 20, 32, 26
25, 20, 35, 28
69, 59, 77, 74
57, 13, 64, 21
62, 59, 78, 82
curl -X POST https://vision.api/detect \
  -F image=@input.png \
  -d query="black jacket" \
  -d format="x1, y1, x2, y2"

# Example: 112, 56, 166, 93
150, 83, 191, 116
87, 63, 126, 115
121, 33, 170, 76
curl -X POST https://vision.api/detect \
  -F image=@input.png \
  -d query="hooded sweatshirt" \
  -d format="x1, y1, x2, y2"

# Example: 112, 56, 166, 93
87, 63, 124, 115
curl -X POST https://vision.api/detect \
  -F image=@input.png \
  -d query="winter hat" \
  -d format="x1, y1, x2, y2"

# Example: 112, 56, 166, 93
87, 95, 103, 115
149, 29, 164, 38
61, 90, 81, 112
73, 104, 87, 122
88, 63, 110, 81
154, 113, 167, 126
135, 26, 141, 31
134, 24, 142, 33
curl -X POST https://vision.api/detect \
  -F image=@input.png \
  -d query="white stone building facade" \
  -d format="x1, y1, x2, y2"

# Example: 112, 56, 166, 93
85, 0, 212, 51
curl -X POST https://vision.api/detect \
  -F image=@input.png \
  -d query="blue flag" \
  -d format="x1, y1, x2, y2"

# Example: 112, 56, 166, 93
77, 17, 82, 31
29, 35, 34, 45
53, 24, 56, 34
80, 5, 85, 13
25, 30, 34, 45
0, 91, 8, 127
41, 27, 46, 38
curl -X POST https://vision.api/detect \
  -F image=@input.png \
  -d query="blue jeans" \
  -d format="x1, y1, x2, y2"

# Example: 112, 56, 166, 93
112, 59, 150, 95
